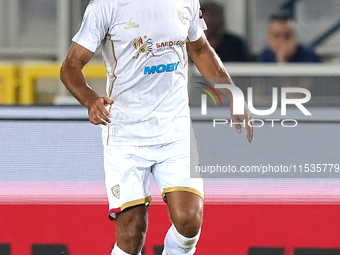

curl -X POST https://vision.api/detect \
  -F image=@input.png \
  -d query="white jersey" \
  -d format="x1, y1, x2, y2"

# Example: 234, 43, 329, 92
72, 0, 206, 145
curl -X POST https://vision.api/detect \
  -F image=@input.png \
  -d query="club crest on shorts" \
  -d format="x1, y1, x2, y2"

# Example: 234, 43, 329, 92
111, 184, 120, 199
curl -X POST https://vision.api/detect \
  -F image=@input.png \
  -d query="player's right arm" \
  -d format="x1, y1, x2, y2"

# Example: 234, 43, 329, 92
60, 42, 113, 125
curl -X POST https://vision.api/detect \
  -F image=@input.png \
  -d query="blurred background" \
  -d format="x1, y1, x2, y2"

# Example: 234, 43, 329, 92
0, 0, 340, 104
1, 1, 340, 255
0, 0, 340, 62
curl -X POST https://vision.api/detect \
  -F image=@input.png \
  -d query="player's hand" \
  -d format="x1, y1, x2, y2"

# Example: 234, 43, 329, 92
230, 102, 254, 143
87, 96, 114, 125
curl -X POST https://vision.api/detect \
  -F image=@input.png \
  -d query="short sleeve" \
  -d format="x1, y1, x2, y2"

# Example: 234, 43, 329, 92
72, 0, 112, 53
187, 0, 207, 42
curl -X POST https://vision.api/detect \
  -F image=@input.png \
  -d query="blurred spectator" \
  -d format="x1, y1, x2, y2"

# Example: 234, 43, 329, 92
201, 2, 248, 62
258, 13, 321, 63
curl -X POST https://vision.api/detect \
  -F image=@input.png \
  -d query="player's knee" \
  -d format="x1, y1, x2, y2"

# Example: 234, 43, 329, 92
172, 207, 202, 238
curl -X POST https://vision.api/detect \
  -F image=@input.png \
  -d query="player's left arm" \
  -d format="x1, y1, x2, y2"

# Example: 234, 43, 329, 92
187, 34, 254, 143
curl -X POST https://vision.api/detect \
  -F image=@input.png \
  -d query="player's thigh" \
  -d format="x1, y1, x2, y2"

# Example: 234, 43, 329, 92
152, 139, 204, 200
152, 139, 204, 235
115, 204, 148, 239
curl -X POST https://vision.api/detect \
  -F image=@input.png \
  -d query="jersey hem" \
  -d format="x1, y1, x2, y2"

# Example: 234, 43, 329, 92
188, 26, 205, 42
72, 38, 97, 53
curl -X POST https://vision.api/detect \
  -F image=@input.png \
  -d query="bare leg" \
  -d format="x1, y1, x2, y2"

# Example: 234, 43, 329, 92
165, 191, 203, 238
115, 204, 148, 254
161, 191, 203, 254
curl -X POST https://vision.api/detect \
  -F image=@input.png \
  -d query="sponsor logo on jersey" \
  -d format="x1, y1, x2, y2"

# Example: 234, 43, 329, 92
156, 40, 185, 48
111, 184, 120, 199
124, 22, 139, 30
144, 61, 180, 75
132, 36, 154, 59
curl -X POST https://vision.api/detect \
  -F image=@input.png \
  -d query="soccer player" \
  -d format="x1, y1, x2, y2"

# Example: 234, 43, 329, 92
60, 0, 253, 254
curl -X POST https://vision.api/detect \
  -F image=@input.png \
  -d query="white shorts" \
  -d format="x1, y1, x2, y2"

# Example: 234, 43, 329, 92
104, 139, 204, 219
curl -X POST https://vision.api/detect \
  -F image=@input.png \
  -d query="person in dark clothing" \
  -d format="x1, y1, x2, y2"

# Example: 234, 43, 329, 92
258, 13, 320, 63
201, 2, 248, 62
